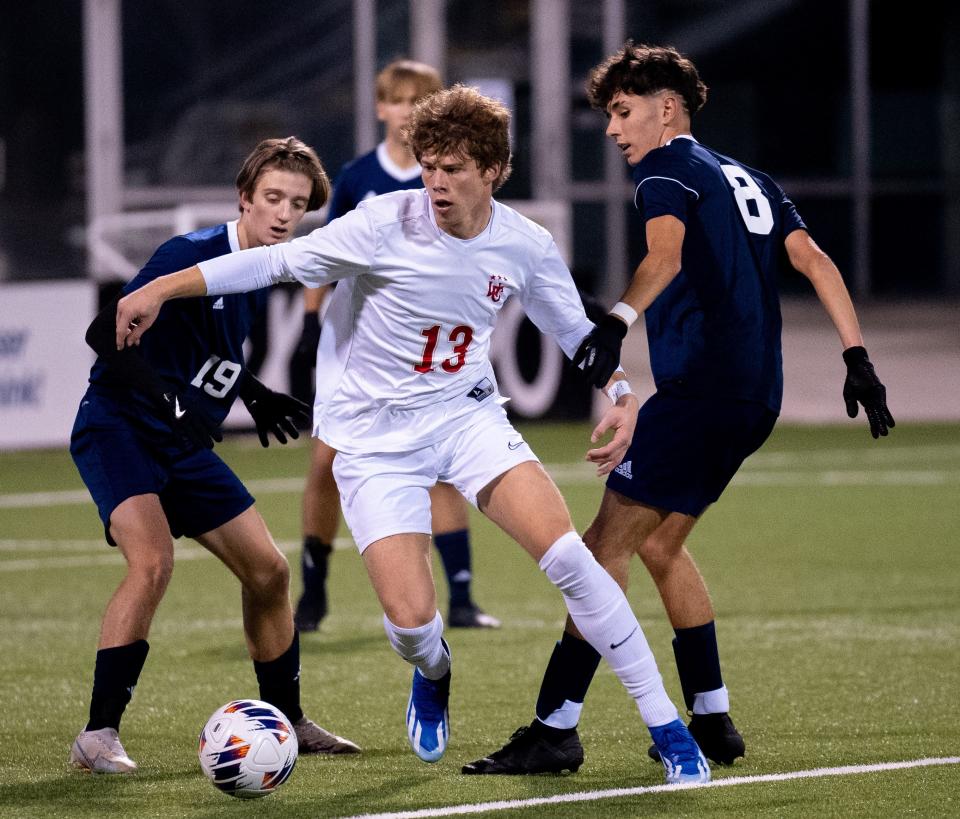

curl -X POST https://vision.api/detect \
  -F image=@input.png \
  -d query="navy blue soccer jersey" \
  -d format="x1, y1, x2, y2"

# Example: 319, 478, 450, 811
632, 136, 806, 412
88, 222, 266, 431
327, 143, 423, 221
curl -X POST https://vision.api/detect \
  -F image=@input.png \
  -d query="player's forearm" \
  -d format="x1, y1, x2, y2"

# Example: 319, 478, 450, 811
812, 268, 863, 349
152, 265, 208, 300
114, 266, 206, 349
199, 245, 282, 296
619, 251, 682, 316
614, 215, 684, 322
786, 230, 864, 350
802, 254, 864, 350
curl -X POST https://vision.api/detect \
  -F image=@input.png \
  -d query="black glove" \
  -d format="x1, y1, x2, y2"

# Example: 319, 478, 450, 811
842, 346, 895, 439
295, 312, 321, 362
573, 314, 629, 388
240, 373, 311, 447
160, 391, 223, 450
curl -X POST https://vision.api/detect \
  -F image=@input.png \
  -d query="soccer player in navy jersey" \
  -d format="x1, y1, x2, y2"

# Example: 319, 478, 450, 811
464, 42, 894, 775
68, 137, 360, 773
292, 60, 501, 633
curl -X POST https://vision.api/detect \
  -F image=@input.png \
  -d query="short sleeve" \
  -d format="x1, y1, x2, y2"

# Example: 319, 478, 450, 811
633, 153, 700, 225
778, 190, 806, 237
123, 236, 203, 295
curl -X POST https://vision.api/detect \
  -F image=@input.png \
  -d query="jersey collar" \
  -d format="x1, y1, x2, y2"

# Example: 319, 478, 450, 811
423, 189, 497, 248
226, 220, 241, 252
376, 142, 422, 183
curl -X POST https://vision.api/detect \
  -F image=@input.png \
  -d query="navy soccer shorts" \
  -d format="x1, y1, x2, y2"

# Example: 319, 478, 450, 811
606, 389, 778, 517
70, 391, 254, 544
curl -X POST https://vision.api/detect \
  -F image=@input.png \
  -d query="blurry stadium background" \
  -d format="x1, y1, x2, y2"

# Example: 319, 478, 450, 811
0, 0, 957, 448
1, 5, 959, 816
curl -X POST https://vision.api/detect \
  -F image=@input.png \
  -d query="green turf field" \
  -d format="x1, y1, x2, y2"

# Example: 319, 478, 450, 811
1, 422, 958, 817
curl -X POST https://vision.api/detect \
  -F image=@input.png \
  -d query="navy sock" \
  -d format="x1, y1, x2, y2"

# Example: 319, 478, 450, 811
301, 536, 331, 602
535, 631, 602, 725
254, 633, 303, 724
434, 529, 472, 608
673, 621, 724, 711
86, 639, 150, 732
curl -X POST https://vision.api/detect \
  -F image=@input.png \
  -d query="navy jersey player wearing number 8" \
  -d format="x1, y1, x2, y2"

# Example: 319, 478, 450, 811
467, 42, 894, 776
67, 137, 360, 774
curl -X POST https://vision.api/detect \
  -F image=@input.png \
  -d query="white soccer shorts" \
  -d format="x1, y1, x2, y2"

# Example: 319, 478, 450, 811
332, 400, 538, 552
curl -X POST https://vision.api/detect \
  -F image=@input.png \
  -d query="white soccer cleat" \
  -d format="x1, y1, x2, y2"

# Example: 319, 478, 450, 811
293, 716, 361, 754
69, 727, 138, 774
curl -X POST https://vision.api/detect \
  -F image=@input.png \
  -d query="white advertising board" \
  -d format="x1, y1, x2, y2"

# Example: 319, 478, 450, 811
0, 281, 97, 451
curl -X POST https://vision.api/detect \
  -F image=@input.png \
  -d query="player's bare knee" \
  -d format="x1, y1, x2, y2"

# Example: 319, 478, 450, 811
583, 519, 631, 567
583, 521, 602, 553
383, 602, 436, 630
243, 552, 290, 601
128, 552, 173, 598
636, 530, 682, 576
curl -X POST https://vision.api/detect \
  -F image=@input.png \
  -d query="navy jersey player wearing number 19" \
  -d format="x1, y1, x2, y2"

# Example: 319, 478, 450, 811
67, 137, 360, 775
468, 42, 894, 777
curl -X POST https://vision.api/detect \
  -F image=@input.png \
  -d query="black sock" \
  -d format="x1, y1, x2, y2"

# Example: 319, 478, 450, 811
300, 536, 331, 602
254, 633, 303, 724
86, 639, 150, 732
534, 631, 602, 728
433, 529, 473, 608
673, 621, 723, 712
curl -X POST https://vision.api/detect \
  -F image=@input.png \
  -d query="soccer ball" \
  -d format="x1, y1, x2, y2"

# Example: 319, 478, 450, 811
198, 699, 298, 799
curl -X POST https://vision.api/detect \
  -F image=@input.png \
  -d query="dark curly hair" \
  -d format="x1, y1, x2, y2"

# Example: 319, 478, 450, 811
405, 84, 513, 192
587, 42, 708, 118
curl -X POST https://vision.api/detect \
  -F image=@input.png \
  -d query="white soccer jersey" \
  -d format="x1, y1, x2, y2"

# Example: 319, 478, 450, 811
199, 189, 593, 453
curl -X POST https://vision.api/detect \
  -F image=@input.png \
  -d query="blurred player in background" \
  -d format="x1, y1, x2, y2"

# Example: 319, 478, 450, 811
113, 85, 713, 784
69, 137, 360, 774
292, 60, 500, 633
466, 42, 894, 775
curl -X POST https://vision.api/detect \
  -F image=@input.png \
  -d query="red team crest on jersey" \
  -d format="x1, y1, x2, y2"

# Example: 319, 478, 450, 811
486, 274, 507, 302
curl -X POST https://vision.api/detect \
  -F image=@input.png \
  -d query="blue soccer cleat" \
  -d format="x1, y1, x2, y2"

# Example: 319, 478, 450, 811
406, 644, 451, 763
649, 719, 711, 784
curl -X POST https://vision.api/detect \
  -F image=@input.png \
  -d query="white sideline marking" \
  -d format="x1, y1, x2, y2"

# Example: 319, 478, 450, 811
3, 459, 960, 510
0, 489, 91, 508
749, 443, 960, 467
340, 757, 960, 819
0, 537, 355, 572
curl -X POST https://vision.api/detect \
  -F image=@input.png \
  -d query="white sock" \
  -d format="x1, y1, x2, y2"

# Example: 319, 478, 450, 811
539, 700, 583, 730
382, 611, 450, 680
540, 532, 679, 728
693, 685, 730, 715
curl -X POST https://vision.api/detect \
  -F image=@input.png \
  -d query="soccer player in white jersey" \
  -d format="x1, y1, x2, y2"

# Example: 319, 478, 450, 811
292, 59, 500, 634
113, 85, 711, 783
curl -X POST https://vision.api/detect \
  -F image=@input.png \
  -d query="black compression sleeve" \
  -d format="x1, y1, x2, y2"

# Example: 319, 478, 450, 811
85, 294, 170, 404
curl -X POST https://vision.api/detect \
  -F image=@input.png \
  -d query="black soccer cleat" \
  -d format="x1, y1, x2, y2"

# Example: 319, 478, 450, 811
647, 713, 745, 765
448, 603, 501, 629
295, 540, 331, 632
294, 590, 327, 632
462, 721, 583, 775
